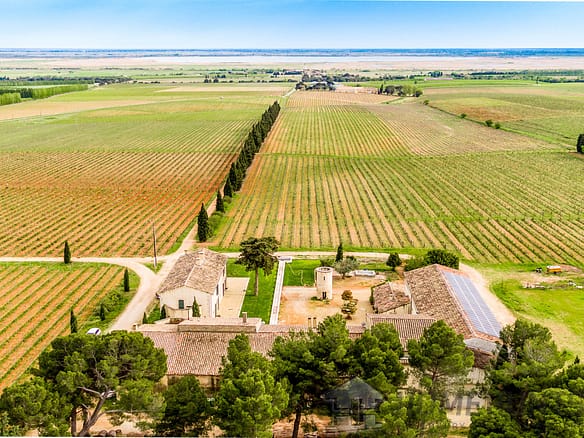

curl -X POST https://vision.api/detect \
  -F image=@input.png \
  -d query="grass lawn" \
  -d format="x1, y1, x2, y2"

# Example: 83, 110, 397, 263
227, 260, 276, 323
284, 259, 319, 286
476, 262, 584, 359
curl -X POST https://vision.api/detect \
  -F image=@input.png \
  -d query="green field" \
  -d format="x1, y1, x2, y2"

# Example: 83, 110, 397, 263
475, 263, 584, 358
214, 90, 584, 266
425, 82, 584, 146
0, 83, 289, 256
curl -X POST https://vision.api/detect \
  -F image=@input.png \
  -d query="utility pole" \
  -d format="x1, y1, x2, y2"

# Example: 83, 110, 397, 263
152, 222, 158, 269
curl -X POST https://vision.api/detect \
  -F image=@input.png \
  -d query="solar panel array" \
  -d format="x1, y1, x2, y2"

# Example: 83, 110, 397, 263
444, 272, 501, 338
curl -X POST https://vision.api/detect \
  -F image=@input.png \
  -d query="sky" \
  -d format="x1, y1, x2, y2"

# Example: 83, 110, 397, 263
0, 0, 583, 49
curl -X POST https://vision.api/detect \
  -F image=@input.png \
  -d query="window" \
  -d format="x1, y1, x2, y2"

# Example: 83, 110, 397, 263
178, 299, 184, 309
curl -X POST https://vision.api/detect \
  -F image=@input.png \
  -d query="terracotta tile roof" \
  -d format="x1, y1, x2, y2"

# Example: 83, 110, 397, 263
404, 264, 499, 343
159, 248, 227, 295
366, 314, 436, 349
373, 282, 411, 313
141, 322, 368, 377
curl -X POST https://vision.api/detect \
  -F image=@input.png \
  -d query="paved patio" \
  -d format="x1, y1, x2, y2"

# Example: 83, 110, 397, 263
219, 277, 249, 318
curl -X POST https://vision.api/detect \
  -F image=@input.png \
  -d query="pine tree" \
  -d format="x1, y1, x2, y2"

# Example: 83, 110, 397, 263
123, 268, 130, 292
224, 178, 233, 198
197, 203, 210, 242
577, 133, 584, 154
192, 298, 201, 317
63, 240, 71, 264
69, 309, 77, 334
335, 242, 344, 263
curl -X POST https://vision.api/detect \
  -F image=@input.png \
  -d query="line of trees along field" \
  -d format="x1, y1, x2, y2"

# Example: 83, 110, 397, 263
225, 100, 280, 196
198, 101, 281, 242
0, 84, 88, 106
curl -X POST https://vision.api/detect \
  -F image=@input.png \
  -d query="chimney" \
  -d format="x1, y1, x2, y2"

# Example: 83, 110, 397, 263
313, 317, 317, 329
242, 312, 248, 323
307, 317, 312, 328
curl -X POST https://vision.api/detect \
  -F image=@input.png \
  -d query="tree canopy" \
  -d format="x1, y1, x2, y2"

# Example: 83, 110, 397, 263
155, 376, 210, 437
215, 334, 288, 438
407, 320, 474, 402
32, 331, 167, 436
469, 319, 580, 437
378, 392, 450, 438
236, 236, 279, 296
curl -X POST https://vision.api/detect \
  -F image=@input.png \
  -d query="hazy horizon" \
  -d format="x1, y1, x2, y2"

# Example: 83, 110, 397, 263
0, 1, 583, 50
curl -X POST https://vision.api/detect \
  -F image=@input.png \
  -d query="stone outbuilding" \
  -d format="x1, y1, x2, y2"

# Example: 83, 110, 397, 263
158, 248, 227, 319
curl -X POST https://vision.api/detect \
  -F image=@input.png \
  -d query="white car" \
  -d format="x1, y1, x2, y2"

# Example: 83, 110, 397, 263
86, 327, 102, 335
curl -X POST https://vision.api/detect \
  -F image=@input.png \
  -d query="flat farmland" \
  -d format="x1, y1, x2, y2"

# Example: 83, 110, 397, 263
0, 83, 287, 256
0, 262, 124, 390
424, 83, 584, 146
214, 90, 584, 265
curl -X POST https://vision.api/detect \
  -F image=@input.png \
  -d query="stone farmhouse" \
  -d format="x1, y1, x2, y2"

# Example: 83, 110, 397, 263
158, 248, 227, 319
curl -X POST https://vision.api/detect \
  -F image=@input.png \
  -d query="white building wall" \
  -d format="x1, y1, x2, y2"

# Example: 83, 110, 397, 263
159, 286, 213, 318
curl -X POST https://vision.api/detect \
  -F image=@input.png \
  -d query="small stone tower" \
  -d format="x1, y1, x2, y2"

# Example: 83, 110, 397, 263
315, 266, 334, 300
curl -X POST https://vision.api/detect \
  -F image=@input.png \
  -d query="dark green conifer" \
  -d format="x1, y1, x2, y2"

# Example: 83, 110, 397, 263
123, 268, 130, 292
70, 309, 77, 334
197, 203, 210, 242
63, 240, 71, 264
216, 190, 225, 213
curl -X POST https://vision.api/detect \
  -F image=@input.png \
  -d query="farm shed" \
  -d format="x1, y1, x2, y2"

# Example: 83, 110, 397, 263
158, 248, 227, 319
404, 264, 500, 366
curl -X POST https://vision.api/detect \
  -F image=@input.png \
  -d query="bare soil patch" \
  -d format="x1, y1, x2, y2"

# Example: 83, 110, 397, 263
278, 275, 380, 325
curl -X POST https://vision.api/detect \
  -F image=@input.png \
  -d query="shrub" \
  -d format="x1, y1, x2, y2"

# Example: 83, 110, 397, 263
386, 252, 402, 270
460, 113, 467, 119
320, 257, 335, 267
494, 122, 501, 129
485, 119, 494, 127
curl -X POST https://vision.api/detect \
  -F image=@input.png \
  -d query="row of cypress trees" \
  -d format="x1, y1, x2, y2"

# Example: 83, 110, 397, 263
224, 100, 281, 198
197, 101, 281, 243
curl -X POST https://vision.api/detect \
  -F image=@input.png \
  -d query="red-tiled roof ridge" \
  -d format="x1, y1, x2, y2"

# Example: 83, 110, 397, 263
405, 264, 500, 343
405, 264, 475, 339
159, 248, 227, 295
372, 282, 411, 313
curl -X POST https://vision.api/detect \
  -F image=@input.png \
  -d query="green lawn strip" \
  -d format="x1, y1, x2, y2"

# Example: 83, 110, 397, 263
474, 262, 584, 358
284, 259, 319, 286
226, 260, 276, 323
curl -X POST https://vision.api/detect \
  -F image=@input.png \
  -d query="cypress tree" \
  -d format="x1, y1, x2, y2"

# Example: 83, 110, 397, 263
160, 305, 167, 319
142, 312, 148, 324
123, 268, 130, 292
228, 164, 238, 192
192, 298, 201, 317
335, 242, 344, 263
216, 190, 225, 213
197, 203, 210, 242
224, 178, 233, 198
577, 134, 584, 154
63, 240, 71, 264
99, 303, 106, 321
70, 309, 78, 334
